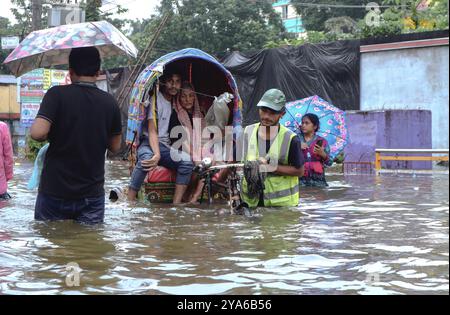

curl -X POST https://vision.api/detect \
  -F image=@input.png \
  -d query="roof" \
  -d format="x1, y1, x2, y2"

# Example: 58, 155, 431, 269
0, 75, 17, 85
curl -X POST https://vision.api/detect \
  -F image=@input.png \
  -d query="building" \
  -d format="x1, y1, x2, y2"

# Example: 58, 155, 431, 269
272, 0, 305, 37
0, 75, 20, 121
0, 75, 24, 154
0, 72, 114, 155
359, 33, 449, 150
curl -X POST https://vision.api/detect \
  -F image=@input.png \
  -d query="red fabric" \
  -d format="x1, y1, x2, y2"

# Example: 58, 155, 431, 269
0, 122, 14, 194
145, 166, 221, 184
302, 137, 329, 163
146, 166, 176, 183
304, 161, 324, 177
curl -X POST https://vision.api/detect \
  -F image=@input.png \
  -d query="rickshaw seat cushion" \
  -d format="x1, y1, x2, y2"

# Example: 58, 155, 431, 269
146, 166, 176, 183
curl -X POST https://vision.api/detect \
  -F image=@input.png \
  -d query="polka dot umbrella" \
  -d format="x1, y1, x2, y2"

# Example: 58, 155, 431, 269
280, 95, 349, 162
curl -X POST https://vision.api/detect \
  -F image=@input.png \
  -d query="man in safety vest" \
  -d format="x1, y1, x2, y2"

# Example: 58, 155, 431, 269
241, 89, 304, 208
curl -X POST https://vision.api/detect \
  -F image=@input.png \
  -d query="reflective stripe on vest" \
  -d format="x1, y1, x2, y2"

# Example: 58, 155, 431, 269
264, 185, 299, 201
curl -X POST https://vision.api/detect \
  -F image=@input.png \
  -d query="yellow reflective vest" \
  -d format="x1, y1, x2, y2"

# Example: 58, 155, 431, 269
241, 123, 300, 208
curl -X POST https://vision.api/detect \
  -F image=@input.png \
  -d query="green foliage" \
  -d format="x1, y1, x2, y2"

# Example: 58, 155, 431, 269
264, 30, 355, 49
80, 0, 131, 69
268, 0, 448, 49
136, 0, 287, 62
2, 0, 132, 72
10, 0, 45, 35
325, 16, 359, 36
1, 1, 49, 74
359, 0, 448, 37
291, 0, 369, 32
25, 135, 47, 161
0, 17, 21, 74
84, 0, 103, 22
3, 0, 448, 72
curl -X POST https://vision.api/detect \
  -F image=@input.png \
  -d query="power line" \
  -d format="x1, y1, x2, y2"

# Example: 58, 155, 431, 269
289, 2, 409, 9
100, 0, 139, 14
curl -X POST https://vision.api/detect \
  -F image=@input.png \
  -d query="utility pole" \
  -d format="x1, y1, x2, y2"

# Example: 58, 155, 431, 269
32, 0, 43, 31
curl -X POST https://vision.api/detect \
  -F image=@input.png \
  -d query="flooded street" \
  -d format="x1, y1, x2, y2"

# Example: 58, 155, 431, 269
0, 161, 448, 295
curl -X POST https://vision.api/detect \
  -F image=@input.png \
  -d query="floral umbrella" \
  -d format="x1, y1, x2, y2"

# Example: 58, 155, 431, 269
4, 21, 138, 77
280, 95, 349, 161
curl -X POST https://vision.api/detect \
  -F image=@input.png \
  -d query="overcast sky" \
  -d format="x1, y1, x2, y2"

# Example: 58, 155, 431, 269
2, 0, 161, 23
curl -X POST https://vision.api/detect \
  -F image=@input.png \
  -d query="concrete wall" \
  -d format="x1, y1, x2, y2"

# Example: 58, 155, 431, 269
344, 110, 432, 170
360, 45, 449, 149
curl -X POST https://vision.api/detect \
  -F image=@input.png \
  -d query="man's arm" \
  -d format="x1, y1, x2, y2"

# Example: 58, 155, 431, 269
30, 118, 51, 142
31, 87, 60, 142
140, 119, 161, 171
148, 119, 160, 158
108, 134, 122, 154
274, 136, 304, 177
275, 165, 304, 177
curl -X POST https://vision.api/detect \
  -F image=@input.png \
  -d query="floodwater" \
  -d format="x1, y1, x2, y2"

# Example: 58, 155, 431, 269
0, 161, 448, 295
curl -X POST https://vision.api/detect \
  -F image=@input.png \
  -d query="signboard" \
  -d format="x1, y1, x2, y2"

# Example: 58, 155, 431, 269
21, 103, 42, 127
43, 69, 52, 91
1, 36, 20, 50
51, 70, 71, 85
19, 69, 71, 127
48, 6, 85, 27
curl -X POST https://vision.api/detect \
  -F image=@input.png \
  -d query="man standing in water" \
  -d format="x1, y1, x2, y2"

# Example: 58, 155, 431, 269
30, 47, 122, 224
127, 72, 194, 204
241, 89, 304, 208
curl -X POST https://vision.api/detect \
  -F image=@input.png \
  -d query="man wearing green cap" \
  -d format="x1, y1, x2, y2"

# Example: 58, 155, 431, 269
241, 89, 304, 208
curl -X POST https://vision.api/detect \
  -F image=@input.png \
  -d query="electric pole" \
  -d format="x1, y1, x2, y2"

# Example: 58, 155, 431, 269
32, 0, 43, 31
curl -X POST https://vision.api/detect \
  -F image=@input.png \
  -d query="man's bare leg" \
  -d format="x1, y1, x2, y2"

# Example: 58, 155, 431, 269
189, 179, 205, 204
173, 184, 188, 205
128, 188, 138, 201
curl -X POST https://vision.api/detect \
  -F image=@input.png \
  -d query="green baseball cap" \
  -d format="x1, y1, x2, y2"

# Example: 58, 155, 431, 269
257, 89, 286, 112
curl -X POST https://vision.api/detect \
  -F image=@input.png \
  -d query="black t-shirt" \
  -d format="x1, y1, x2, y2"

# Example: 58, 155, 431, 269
169, 109, 193, 144
37, 83, 122, 199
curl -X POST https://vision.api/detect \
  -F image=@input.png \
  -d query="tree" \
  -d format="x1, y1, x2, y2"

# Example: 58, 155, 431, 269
138, 0, 287, 62
291, 0, 370, 32
79, 0, 131, 69
81, 0, 129, 29
360, 0, 449, 38
85, 0, 102, 22
0, 17, 21, 74
325, 16, 359, 36
11, 0, 49, 35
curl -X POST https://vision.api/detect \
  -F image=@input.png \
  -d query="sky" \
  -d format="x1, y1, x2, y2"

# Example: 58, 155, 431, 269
2, 0, 161, 23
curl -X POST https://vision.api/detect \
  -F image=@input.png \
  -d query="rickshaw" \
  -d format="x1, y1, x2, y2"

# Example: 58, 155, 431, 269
126, 48, 244, 204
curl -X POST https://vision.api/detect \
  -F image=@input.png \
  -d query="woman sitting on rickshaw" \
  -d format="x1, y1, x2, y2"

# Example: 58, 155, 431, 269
169, 82, 217, 204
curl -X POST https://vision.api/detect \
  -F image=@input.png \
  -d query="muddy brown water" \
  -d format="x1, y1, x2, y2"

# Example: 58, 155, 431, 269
0, 161, 448, 295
